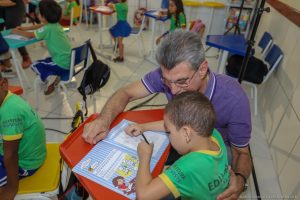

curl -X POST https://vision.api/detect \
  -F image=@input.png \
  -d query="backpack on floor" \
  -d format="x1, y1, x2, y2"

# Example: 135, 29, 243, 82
226, 55, 268, 84
77, 41, 110, 116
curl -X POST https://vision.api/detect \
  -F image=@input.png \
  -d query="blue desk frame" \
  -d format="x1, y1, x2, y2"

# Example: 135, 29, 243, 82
206, 34, 247, 73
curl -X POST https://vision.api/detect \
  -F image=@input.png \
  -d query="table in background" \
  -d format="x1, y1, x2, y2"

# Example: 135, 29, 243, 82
144, 10, 168, 64
90, 5, 115, 49
2, 29, 37, 90
60, 109, 170, 200
206, 34, 247, 73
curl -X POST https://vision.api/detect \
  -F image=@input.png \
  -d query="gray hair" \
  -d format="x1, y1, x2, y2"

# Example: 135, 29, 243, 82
155, 29, 206, 71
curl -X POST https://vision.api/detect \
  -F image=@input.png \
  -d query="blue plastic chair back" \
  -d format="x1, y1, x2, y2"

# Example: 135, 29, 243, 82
258, 32, 272, 52
73, 40, 89, 66
265, 44, 283, 71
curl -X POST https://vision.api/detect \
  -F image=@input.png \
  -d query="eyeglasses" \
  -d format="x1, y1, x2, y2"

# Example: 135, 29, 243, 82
161, 70, 197, 88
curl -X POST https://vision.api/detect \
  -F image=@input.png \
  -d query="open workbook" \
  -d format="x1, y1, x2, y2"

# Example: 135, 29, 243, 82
73, 119, 170, 200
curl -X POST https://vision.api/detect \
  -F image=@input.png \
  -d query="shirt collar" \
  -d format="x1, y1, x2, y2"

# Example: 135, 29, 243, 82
204, 70, 216, 101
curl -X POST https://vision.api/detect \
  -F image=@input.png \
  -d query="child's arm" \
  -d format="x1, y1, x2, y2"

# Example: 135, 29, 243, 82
107, 2, 115, 10
0, 0, 16, 7
136, 141, 171, 200
16, 23, 44, 31
124, 120, 165, 137
0, 140, 20, 199
11, 28, 35, 39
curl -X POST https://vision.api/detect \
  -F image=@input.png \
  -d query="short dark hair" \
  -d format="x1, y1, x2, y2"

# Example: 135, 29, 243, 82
165, 91, 216, 137
39, 0, 62, 23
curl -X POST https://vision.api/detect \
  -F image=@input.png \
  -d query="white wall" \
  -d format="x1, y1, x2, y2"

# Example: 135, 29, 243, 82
255, 3, 300, 198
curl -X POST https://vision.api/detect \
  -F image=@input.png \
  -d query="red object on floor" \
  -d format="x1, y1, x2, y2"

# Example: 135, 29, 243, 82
8, 85, 23, 95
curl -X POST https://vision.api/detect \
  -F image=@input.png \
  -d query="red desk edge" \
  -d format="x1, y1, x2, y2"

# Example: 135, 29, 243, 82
60, 109, 170, 200
8, 85, 23, 95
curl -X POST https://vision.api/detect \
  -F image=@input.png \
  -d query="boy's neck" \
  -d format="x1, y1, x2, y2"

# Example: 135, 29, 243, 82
189, 135, 219, 153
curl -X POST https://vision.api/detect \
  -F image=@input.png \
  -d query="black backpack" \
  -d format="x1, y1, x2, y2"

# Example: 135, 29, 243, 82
226, 55, 268, 84
78, 41, 110, 116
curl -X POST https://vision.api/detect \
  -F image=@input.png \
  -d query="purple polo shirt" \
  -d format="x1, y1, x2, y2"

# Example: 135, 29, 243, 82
141, 68, 252, 147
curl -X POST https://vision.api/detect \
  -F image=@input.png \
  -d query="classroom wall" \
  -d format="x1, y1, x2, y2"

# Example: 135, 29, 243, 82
255, 2, 300, 198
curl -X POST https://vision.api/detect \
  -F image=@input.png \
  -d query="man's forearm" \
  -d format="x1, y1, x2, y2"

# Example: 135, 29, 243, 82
98, 90, 131, 125
0, 0, 16, 6
232, 146, 252, 178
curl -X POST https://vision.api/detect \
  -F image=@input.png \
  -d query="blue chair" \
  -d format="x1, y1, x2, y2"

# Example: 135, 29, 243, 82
242, 44, 283, 115
34, 40, 91, 114
257, 32, 273, 59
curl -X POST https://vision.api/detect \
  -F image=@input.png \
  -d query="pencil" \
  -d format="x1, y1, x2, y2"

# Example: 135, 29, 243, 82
141, 133, 150, 144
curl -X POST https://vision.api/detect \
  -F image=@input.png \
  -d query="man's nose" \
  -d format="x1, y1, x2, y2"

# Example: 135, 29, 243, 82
169, 83, 181, 95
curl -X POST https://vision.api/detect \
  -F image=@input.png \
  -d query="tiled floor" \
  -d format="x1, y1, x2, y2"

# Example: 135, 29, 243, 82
8, 23, 282, 199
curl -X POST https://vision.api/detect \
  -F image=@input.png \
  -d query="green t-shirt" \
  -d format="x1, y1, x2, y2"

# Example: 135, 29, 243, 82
159, 130, 230, 200
64, 1, 79, 23
170, 12, 186, 31
34, 23, 71, 69
0, 92, 46, 170
115, 2, 128, 21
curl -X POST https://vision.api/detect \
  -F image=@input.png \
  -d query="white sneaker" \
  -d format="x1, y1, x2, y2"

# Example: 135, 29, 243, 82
44, 75, 61, 95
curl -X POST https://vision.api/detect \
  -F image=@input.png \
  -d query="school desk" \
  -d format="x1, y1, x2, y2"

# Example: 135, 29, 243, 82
60, 109, 170, 200
144, 10, 169, 65
206, 34, 247, 74
90, 5, 115, 50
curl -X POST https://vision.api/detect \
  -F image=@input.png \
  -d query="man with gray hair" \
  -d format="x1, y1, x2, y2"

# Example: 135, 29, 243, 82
82, 30, 252, 200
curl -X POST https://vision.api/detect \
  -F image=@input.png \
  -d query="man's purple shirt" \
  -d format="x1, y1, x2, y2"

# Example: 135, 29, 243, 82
142, 68, 251, 148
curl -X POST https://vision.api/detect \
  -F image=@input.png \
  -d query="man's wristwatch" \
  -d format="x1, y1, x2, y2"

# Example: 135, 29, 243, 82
235, 172, 248, 191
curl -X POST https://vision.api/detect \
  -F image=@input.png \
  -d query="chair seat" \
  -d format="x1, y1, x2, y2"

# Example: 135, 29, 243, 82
8, 85, 23, 95
131, 27, 140, 34
18, 143, 61, 194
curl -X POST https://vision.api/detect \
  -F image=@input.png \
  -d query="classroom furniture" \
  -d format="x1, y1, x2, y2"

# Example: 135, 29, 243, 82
90, 5, 114, 49
129, 15, 147, 58
144, 10, 168, 64
183, 1, 225, 36
2, 29, 35, 91
34, 40, 92, 114
227, 44, 283, 116
60, 109, 171, 200
206, 34, 247, 73
8, 85, 24, 95
0, 18, 4, 24
15, 143, 63, 200
257, 31, 273, 59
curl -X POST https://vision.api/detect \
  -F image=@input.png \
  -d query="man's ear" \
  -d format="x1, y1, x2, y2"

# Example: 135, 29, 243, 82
0, 78, 8, 90
199, 60, 209, 79
181, 126, 192, 144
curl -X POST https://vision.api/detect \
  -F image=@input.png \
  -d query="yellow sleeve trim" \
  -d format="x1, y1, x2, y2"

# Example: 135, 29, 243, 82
196, 136, 221, 156
159, 173, 180, 198
3, 133, 23, 141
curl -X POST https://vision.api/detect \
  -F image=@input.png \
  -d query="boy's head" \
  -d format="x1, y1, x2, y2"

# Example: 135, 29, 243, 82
164, 91, 216, 154
0, 74, 8, 105
39, 0, 62, 23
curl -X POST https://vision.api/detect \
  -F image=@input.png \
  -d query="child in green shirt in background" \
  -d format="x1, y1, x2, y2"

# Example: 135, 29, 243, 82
125, 91, 230, 200
60, 0, 80, 27
12, 0, 71, 95
156, 0, 186, 45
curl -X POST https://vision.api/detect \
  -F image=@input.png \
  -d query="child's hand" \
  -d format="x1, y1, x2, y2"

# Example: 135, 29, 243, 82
11, 28, 19, 34
137, 141, 153, 161
125, 124, 144, 137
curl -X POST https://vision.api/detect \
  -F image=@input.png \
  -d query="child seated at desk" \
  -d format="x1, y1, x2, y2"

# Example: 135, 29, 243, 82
107, 0, 131, 63
125, 91, 230, 200
59, 0, 80, 27
12, 0, 72, 95
0, 73, 46, 199
156, 0, 186, 45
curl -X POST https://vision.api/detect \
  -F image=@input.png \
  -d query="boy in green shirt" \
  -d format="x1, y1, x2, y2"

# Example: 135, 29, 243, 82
0, 74, 46, 199
125, 91, 230, 200
12, 0, 71, 95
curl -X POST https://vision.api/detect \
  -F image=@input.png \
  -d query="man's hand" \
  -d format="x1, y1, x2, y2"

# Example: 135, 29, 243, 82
82, 118, 110, 144
137, 141, 153, 162
217, 169, 245, 200
125, 124, 144, 137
